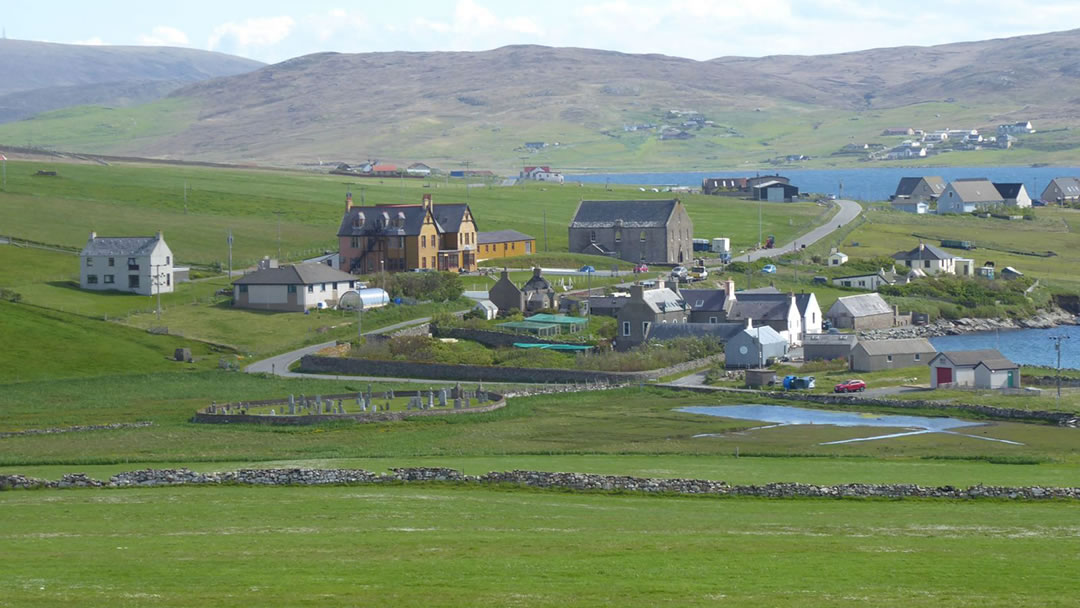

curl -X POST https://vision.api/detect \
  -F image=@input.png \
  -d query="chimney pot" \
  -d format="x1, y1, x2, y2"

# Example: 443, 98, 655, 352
89, 231, 96, 241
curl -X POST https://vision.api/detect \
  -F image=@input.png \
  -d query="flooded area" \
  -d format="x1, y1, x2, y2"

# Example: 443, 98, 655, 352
677, 404, 1023, 445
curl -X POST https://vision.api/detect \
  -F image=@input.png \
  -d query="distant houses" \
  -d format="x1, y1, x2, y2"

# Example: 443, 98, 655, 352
892, 243, 956, 276
80, 231, 173, 296
937, 178, 1004, 214
520, 166, 564, 184
891, 176, 946, 203
232, 260, 362, 312
1041, 177, 1080, 204
702, 174, 794, 198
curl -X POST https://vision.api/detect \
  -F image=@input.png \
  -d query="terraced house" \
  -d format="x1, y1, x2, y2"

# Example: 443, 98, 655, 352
338, 193, 477, 274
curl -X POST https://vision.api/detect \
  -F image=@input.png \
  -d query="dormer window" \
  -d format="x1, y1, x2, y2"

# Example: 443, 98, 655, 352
355, 212, 366, 228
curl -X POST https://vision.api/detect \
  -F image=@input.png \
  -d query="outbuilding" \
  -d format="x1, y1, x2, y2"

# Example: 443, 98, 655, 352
725, 324, 788, 368
850, 338, 935, 372
232, 261, 361, 312
929, 349, 1020, 389
826, 293, 898, 330
801, 332, 857, 363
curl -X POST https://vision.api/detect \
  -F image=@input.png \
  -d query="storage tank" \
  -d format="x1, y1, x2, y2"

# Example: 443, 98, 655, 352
338, 288, 390, 310
712, 237, 730, 253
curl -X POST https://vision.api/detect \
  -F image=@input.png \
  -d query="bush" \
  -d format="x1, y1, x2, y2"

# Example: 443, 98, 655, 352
0, 288, 22, 303
375, 271, 463, 302
880, 275, 1038, 319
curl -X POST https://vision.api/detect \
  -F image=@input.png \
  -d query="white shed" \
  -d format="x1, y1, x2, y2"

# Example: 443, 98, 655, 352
474, 300, 499, 320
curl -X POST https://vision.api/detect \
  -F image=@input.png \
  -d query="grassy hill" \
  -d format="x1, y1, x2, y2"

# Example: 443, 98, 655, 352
0, 39, 263, 124
3, 30, 1080, 168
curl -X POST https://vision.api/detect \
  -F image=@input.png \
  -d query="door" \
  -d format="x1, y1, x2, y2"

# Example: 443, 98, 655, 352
936, 366, 953, 386
1007, 370, 1015, 388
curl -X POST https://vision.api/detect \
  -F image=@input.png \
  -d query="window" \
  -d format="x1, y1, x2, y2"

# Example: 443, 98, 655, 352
238, 284, 248, 293
398, 237, 405, 249
622, 321, 631, 336
642, 321, 651, 336
320, 283, 326, 292
914, 353, 921, 361
103, 275, 114, 284
348, 281, 355, 289
886, 355, 893, 362
924, 260, 931, 268
589, 230, 597, 243
858, 280, 865, 287
525, 242, 532, 254
614, 230, 622, 243
709, 316, 718, 324
128, 275, 140, 289
422, 235, 427, 247
166, 256, 170, 265
287, 285, 296, 294
351, 237, 359, 248
640, 231, 647, 242
432, 256, 436, 269
307, 285, 314, 293
503, 243, 508, 251
332, 282, 338, 291
422, 257, 427, 269
108, 257, 115, 267
842, 281, 852, 287
166, 274, 170, 286
86, 257, 93, 267
87, 275, 98, 284
128, 257, 139, 270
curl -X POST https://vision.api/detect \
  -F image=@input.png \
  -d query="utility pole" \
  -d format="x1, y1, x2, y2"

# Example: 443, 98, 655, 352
1, 153, 6, 190
153, 264, 162, 320
758, 196, 762, 248
227, 230, 234, 279
272, 211, 284, 260
1051, 334, 1070, 405
183, 181, 188, 214
543, 209, 549, 252
464, 160, 470, 201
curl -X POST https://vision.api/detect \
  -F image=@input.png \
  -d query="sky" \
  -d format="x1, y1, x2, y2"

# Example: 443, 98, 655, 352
3, 0, 1079, 64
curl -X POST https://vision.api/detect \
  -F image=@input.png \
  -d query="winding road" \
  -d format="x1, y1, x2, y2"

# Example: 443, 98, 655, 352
737, 199, 862, 263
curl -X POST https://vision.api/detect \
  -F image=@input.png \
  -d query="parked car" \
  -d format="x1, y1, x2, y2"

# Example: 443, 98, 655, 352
1032, 199, 1047, 207
783, 375, 816, 390
670, 266, 689, 280
579, 265, 596, 273
634, 263, 649, 273
762, 264, 777, 274
834, 379, 867, 393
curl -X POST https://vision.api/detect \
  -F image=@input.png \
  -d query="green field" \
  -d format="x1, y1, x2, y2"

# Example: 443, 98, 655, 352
3, 485, 1078, 607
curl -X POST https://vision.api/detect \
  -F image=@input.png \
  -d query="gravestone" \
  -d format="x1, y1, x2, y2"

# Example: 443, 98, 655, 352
428, 391, 435, 409
174, 347, 192, 362
465, 396, 471, 408
439, 389, 447, 407
454, 398, 462, 410
388, 389, 394, 400
289, 394, 295, 407
270, 409, 275, 416
288, 403, 295, 415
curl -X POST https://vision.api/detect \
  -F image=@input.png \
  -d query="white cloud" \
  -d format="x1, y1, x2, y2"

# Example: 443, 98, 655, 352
303, 9, 367, 42
137, 26, 189, 47
72, 37, 106, 46
208, 16, 295, 52
412, 0, 544, 43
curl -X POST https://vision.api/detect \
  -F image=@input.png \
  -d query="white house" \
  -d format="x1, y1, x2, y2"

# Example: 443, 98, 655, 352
521, 166, 564, 184
406, 163, 433, 176
929, 349, 1020, 389
993, 183, 1032, 208
827, 250, 849, 266
80, 231, 173, 296
938, 178, 1004, 214
231, 260, 362, 312
832, 268, 898, 291
892, 243, 956, 275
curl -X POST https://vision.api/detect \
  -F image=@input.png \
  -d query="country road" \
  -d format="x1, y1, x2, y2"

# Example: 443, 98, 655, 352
737, 199, 862, 263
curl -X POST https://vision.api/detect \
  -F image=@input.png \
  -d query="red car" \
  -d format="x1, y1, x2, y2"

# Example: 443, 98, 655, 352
834, 379, 867, 393
634, 263, 649, 273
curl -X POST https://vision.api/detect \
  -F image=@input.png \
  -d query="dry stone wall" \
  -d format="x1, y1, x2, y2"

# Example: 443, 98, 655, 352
2, 467, 1077, 500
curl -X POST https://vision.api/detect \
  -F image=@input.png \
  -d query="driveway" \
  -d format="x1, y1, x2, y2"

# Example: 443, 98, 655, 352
737, 199, 862, 263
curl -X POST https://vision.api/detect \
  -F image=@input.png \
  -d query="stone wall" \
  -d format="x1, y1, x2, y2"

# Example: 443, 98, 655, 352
192, 391, 505, 426
431, 325, 594, 349
299, 354, 722, 384
664, 384, 1080, 427
3, 467, 1077, 500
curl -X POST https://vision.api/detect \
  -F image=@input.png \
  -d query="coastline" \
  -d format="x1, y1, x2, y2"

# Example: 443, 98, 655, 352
857, 307, 1078, 340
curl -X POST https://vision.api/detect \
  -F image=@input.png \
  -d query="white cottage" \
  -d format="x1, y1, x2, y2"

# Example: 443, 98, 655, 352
79, 231, 173, 296
232, 261, 361, 312
929, 349, 1020, 389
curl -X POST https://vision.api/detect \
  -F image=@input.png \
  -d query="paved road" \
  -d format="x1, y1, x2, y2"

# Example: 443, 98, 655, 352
244, 317, 438, 382
737, 199, 862, 263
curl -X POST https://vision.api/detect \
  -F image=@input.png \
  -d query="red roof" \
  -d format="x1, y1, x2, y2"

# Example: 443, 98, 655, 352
371, 164, 398, 172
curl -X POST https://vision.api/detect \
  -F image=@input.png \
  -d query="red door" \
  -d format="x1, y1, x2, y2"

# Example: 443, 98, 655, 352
935, 366, 952, 386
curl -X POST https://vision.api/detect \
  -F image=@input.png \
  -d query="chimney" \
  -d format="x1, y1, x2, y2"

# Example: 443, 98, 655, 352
918, 242, 926, 252
88, 231, 96, 241
423, 193, 433, 210
630, 284, 645, 300
746, 316, 753, 330
532, 267, 542, 279
345, 191, 353, 211
156, 230, 163, 240
725, 277, 736, 303
501, 269, 510, 281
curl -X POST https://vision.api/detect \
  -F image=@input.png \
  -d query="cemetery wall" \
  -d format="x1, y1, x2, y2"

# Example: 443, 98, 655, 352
191, 391, 505, 425
431, 326, 592, 349
299, 354, 722, 384
3, 467, 1078, 500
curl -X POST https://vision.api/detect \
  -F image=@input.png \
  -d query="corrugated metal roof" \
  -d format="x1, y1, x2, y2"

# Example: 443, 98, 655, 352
856, 338, 935, 356
641, 287, 687, 314
569, 199, 678, 228
937, 349, 1017, 369
830, 293, 892, 317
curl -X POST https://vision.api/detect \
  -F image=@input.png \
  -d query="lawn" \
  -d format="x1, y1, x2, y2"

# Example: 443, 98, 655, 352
1, 485, 1079, 607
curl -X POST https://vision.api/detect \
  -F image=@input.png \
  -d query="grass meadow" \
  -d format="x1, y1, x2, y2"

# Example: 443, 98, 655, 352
2, 485, 1080, 607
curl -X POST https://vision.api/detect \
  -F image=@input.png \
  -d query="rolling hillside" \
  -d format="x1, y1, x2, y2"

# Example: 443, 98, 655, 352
0, 39, 263, 123
2, 30, 1078, 169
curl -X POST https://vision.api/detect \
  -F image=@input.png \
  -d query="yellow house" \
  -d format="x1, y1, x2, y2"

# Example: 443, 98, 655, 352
477, 230, 536, 261
338, 194, 478, 273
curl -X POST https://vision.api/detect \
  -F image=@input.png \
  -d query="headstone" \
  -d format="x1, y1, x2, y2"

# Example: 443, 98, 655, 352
455, 382, 462, 399
439, 389, 447, 407
454, 398, 462, 410
174, 347, 192, 362
388, 389, 394, 400
288, 403, 295, 415
289, 394, 295, 407
270, 409, 275, 416
361, 401, 367, 412
465, 396, 471, 408
428, 391, 435, 409
356, 394, 363, 407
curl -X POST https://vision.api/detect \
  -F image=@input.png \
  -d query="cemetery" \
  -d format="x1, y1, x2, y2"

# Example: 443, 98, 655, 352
193, 384, 504, 425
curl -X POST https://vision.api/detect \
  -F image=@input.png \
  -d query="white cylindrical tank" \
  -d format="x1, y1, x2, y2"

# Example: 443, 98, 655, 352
712, 237, 730, 253
338, 288, 390, 310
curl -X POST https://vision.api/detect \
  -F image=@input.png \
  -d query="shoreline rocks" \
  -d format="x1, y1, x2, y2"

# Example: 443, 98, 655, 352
2, 467, 1078, 501
859, 308, 1077, 341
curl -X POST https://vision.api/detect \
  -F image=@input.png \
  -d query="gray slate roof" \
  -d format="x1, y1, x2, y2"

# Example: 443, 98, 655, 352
947, 178, 1004, 203
727, 298, 790, 322
81, 236, 160, 257
803, 333, 858, 346
893, 243, 954, 261
993, 182, 1025, 200
478, 229, 534, 244
337, 204, 437, 237
233, 263, 358, 286
830, 293, 893, 317
856, 338, 935, 356
680, 288, 728, 312
1048, 177, 1080, 197
570, 199, 678, 228
432, 204, 471, 234
893, 176, 945, 197
734, 292, 814, 317
937, 349, 1017, 370
647, 322, 744, 342
641, 287, 686, 314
